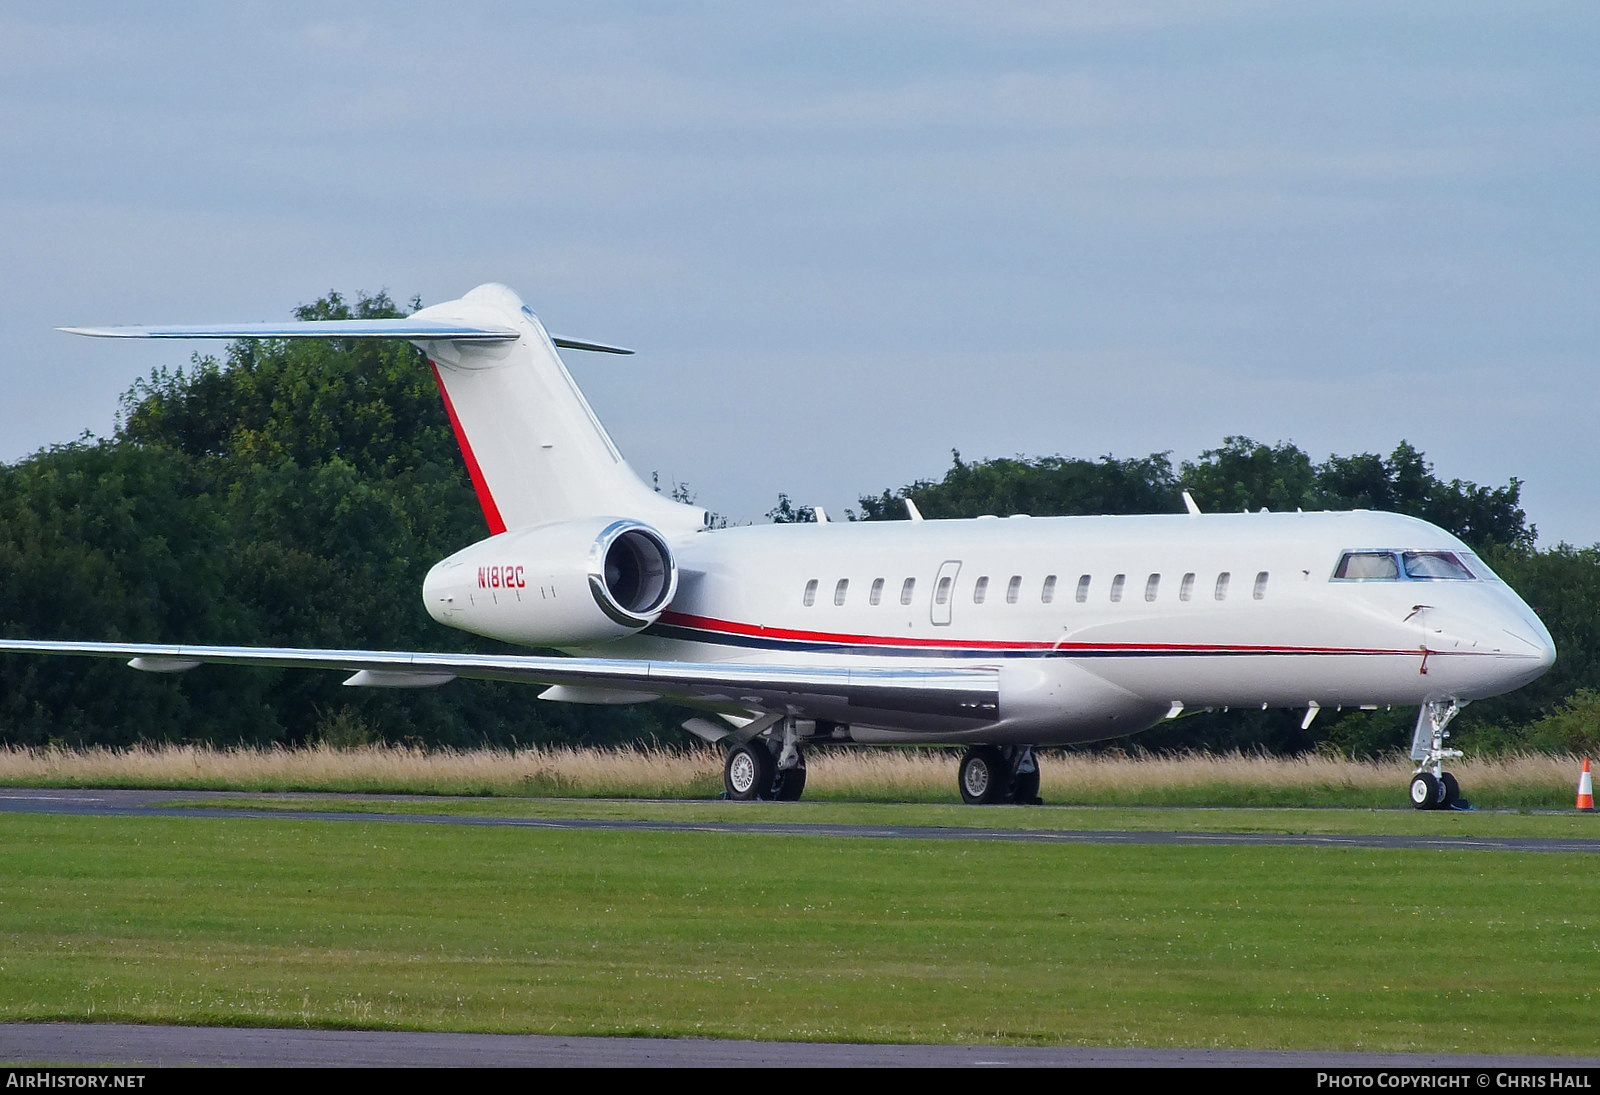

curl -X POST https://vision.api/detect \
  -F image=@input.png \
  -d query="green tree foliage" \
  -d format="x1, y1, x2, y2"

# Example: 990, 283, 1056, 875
1185, 437, 1533, 552
766, 493, 817, 523
0, 293, 681, 748
1179, 437, 1318, 515
863, 438, 1531, 549
857, 451, 1180, 521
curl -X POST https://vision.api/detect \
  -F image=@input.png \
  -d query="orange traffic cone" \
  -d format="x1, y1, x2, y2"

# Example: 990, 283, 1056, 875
1578, 758, 1594, 812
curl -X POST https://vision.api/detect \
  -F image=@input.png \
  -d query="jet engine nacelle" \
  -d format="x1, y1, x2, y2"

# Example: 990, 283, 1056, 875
422, 517, 677, 647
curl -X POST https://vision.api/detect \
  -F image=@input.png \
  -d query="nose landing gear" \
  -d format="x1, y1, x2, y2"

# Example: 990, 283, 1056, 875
1409, 699, 1469, 810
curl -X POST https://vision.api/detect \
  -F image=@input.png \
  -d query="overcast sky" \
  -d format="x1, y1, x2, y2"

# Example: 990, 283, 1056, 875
3, 2, 1596, 543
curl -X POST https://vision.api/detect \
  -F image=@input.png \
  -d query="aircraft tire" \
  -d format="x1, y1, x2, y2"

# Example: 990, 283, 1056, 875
725, 743, 775, 801
1409, 772, 1441, 811
1011, 758, 1041, 805
1440, 772, 1461, 809
959, 746, 1009, 805
775, 759, 807, 802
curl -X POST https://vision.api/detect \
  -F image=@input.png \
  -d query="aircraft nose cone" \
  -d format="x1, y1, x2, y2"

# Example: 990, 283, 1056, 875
1496, 614, 1556, 691
1532, 622, 1557, 674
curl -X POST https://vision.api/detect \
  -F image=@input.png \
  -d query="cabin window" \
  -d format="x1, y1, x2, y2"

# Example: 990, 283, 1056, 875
1401, 552, 1474, 580
1076, 575, 1091, 603
1253, 571, 1269, 600
1006, 575, 1022, 604
1144, 574, 1160, 602
1214, 572, 1231, 601
973, 576, 989, 604
803, 579, 818, 607
870, 577, 885, 606
1334, 551, 1400, 580
834, 578, 849, 606
935, 576, 953, 605
1110, 574, 1126, 603
1041, 575, 1057, 604
1179, 573, 1195, 602
900, 578, 916, 605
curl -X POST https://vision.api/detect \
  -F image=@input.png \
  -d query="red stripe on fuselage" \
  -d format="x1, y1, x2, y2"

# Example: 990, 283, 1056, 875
658, 611, 1053, 650
430, 360, 507, 536
654, 610, 1408, 656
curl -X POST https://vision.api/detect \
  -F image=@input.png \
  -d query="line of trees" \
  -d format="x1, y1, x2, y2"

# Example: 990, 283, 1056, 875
1, 291, 1594, 755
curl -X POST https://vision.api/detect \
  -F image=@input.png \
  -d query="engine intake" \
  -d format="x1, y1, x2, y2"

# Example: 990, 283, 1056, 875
589, 521, 676, 628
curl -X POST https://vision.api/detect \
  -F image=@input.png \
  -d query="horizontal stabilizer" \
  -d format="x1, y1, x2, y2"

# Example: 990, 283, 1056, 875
59, 320, 633, 354
545, 337, 634, 355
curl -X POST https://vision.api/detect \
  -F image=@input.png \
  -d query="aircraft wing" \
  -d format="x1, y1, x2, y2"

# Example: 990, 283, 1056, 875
0, 639, 999, 727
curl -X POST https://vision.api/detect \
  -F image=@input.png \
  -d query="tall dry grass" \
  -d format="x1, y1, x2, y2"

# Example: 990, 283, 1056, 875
0, 742, 1584, 806
0, 742, 721, 799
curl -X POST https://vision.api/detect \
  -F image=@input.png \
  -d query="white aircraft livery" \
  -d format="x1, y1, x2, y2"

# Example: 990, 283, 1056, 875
4, 283, 1555, 808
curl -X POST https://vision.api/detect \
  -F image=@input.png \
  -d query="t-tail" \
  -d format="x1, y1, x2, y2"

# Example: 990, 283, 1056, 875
64, 283, 708, 536
408, 285, 704, 535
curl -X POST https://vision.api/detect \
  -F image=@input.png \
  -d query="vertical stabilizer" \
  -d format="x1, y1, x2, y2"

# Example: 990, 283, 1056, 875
409, 285, 705, 535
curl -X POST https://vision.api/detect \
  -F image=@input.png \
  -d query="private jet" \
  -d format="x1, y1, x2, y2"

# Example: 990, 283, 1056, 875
0, 284, 1555, 807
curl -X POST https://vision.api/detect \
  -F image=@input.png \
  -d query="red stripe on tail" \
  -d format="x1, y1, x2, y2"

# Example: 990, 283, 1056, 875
430, 360, 507, 535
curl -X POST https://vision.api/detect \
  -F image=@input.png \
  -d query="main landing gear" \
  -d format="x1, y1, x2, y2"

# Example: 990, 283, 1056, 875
958, 745, 1043, 805
1409, 698, 1468, 810
722, 721, 807, 802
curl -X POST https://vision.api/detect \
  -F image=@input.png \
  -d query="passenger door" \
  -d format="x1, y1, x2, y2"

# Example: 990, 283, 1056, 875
930, 560, 961, 626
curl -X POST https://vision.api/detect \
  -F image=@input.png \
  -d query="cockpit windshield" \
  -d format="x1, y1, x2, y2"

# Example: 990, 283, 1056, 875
1333, 550, 1477, 581
1334, 552, 1400, 580
1400, 551, 1474, 580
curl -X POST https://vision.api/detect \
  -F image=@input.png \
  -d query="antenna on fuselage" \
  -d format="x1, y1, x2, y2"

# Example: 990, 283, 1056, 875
905, 498, 924, 522
1182, 491, 1201, 517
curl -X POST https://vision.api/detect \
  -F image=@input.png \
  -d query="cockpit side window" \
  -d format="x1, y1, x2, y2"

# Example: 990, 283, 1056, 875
1401, 551, 1474, 580
1462, 551, 1505, 584
1333, 552, 1400, 580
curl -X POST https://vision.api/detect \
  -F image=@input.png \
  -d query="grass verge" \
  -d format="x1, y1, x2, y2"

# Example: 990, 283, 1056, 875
0, 743, 1588, 809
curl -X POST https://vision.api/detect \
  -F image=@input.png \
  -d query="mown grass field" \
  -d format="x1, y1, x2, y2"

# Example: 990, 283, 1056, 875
165, 793, 1600, 840
3, 807, 1599, 1052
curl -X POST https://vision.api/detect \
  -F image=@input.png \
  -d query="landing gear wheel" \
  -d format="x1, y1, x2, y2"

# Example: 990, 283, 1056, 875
725, 743, 775, 801
775, 758, 807, 802
959, 746, 1009, 805
1440, 772, 1462, 809
1012, 758, 1041, 805
1410, 772, 1442, 811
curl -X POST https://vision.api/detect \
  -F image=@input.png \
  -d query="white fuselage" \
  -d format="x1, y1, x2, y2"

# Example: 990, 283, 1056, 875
560, 509, 1552, 745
